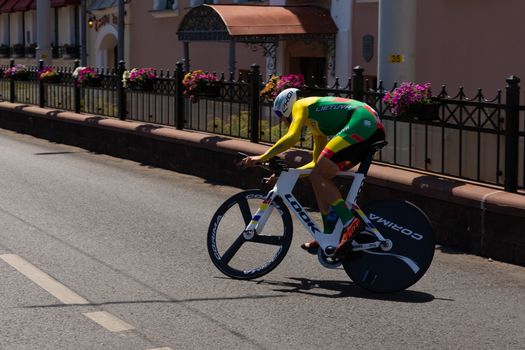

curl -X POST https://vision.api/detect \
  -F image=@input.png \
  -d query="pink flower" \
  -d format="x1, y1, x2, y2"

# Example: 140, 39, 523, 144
182, 70, 218, 94
382, 82, 432, 116
123, 67, 157, 88
261, 74, 304, 101
73, 66, 98, 87
4, 64, 27, 78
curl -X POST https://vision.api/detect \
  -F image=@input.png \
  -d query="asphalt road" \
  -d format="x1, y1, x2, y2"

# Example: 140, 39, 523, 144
0, 128, 523, 350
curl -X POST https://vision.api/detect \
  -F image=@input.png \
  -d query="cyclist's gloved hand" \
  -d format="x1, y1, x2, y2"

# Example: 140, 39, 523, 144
241, 155, 262, 168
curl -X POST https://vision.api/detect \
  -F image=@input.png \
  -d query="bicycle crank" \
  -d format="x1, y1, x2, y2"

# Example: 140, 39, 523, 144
317, 249, 342, 269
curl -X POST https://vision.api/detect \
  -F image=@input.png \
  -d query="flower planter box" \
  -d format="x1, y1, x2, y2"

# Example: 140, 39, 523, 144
188, 84, 221, 103
198, 84, 221, 98
25, 46, 36, 58
129, 79, 155, 91
11, 75, 28, 81
398, 102, 440, 122
0, 45, 9, 58
183, 70, 220, 103
83, 77, 101, 88
12, 45, 25, 58
62, 45, 77, 60
42, 75, 61, 84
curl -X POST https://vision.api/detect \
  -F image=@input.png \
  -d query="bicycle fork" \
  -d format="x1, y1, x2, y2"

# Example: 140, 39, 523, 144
242, 190, 277, 238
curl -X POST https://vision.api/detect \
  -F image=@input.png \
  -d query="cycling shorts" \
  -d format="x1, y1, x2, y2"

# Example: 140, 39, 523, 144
320, 106, 385, 170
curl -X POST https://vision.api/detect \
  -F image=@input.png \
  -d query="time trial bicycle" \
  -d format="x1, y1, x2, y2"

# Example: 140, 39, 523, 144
207, 141, 435, 293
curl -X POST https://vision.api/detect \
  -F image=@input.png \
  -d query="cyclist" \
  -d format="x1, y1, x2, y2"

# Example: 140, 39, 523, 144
241, 88, 385, 255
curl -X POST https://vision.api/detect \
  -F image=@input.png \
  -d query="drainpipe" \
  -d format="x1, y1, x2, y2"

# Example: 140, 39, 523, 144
117, 0, 125, 63
330, 0, 353, 84
36, 0, 51, 65
80, 0, 87, 66
228, 40, 236, 77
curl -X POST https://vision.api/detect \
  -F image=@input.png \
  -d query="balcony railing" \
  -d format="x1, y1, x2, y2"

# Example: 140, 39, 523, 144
0, 44, 80, 59
52, 45, 80, 59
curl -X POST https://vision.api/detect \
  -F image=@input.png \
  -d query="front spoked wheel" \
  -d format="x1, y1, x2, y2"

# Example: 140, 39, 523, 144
343, 200, 435, 293
207, 189, 293, 279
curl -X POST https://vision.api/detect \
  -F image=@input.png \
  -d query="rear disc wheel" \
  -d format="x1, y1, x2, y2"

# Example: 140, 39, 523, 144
343, 200, 435, 293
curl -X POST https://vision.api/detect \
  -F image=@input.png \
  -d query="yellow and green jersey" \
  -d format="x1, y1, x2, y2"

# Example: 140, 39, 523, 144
259, 96, 384, 169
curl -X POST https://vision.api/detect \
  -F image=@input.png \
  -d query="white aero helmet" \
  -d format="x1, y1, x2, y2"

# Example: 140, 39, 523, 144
272, 88, 299, 123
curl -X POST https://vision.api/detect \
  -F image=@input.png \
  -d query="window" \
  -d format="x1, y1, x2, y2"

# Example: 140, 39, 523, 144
190, 0, 216, 7
151, 0, 179, 18
152, 0, 177, 11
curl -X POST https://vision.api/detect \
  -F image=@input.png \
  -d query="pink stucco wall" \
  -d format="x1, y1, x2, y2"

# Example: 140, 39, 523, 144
416, 0, 525, 97
127, 0, 525, 96
128, 1, 265, 76
352, 2, 378, 86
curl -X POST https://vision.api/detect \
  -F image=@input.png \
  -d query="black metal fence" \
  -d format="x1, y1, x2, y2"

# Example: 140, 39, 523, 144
0, 59, 523, 193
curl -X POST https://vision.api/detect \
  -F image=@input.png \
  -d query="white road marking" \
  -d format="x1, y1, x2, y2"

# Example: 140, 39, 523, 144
0, 254, 89, 305
1, 254, 145, 337
147, 348, 173, 350
83, 311, 135, 332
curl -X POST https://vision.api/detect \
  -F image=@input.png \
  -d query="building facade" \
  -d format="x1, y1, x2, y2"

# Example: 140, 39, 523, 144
0, 0, 524, 94
0, 0, 81, 65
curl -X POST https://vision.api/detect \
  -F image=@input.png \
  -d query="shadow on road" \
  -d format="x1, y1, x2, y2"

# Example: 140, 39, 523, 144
23, 293, 287, 309
252, 277, 440, 303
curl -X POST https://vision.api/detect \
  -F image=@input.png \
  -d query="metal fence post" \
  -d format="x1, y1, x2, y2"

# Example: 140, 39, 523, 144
249, 64, 260, 143
38, 60, 45, 108
504, 75, 520, 192
73, 60, 81, 113
9, 59, 15, 103
117, 60, 127, 121
352, 66, 365, 101
175, 61, 185, 130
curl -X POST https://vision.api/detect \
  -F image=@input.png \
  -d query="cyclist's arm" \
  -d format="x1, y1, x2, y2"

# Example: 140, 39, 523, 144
258, 130, 300, 162
258, 106, 306, 162
297, 134, 328, 169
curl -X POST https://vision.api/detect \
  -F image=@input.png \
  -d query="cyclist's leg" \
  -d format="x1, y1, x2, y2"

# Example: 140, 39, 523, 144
305, 108, 385, 252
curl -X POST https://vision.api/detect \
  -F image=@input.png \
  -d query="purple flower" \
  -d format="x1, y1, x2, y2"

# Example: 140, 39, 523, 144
181, 70, 219, 102
73, 66, 98, 87
382, 82, 432, 116
123, 67, 157, 88
4, 64, 27, 78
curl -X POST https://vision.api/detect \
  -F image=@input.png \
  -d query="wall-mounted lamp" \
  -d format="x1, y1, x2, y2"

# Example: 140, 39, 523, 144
88, 16, 96, 28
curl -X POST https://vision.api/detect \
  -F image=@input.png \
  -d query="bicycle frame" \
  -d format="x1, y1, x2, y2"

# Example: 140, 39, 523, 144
243, 167, 387, 254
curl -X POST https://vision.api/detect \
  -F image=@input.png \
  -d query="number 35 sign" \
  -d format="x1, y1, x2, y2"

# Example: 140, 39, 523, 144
389, 54, 405, 63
